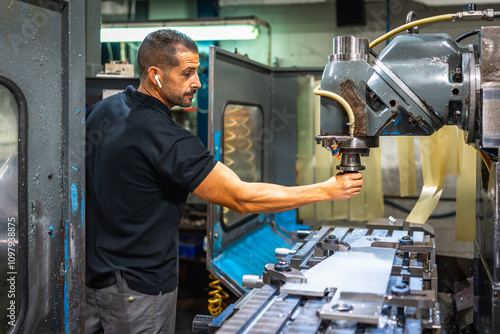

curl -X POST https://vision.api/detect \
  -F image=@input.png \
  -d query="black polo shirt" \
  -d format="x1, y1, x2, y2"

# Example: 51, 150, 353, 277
86, 86, 217, 294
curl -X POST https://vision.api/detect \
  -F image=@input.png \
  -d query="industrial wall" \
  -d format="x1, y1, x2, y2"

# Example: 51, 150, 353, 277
222, 1, 497, 66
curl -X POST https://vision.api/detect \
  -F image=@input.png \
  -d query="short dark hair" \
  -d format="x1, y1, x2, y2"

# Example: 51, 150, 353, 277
137, 29, 198, 80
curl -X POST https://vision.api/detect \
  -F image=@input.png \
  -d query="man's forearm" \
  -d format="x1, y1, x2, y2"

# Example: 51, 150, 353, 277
193, 162, 363, 214
233, 182, 331, 214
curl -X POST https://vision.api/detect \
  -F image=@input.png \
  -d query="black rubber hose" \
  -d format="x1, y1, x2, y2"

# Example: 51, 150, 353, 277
384, 198, 456, 219
455, 29, 480, 43
369, 49, 379, 58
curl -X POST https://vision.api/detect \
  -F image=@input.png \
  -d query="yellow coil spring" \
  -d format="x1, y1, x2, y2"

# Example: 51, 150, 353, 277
207, 274, 229, 316
223, 107, 258, 223
224, 108, 238, 168
223, 107, 257, 182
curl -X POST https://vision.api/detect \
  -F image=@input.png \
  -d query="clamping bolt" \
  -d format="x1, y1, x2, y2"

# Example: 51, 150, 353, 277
274, 260, 292, 272
399, 235, 414, 246
326, 234, 339, 245
391, 282, 410, 296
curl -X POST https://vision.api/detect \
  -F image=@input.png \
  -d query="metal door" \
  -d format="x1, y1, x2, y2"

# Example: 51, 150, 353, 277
207, 46, 322, 295
0, 1, 85, 333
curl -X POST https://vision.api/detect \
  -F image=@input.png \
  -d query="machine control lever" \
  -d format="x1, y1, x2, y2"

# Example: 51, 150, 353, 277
275, 248, 297, 259
242, 275, 265, 289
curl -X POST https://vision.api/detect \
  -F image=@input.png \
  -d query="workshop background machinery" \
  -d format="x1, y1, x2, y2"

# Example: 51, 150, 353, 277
313, 11, 499, 334
202, 5, 500, 334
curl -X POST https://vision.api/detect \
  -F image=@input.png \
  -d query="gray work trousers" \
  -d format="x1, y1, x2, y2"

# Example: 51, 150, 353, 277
85, 271, 177, 334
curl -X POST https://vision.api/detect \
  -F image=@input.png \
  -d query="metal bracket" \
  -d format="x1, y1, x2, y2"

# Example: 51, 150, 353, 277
262, 263, 307, 285
318, 241, 351, 252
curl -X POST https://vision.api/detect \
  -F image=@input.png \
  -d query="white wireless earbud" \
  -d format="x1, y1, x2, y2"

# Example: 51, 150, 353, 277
154, 74, 162, 88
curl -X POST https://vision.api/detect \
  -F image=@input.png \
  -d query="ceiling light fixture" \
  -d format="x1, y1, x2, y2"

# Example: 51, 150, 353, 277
101, 17, 267, 42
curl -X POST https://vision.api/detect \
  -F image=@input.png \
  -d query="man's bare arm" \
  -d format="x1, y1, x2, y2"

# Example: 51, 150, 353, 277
192, 162, 363, 214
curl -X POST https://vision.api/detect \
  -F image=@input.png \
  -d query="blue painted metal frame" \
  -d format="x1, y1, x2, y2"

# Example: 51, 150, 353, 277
213, 219, 295, 288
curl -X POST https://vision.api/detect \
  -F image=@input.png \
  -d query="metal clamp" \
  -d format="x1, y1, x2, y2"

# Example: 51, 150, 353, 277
319, 241, 351, 252
262, 262, 307, 285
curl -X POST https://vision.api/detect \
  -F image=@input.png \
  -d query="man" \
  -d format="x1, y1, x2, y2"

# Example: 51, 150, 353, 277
85, 29, 363, 334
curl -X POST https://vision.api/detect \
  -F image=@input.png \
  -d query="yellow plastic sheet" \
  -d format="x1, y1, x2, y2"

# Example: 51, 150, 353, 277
397, 137, 417, 197
406, 126, 458, 224
365, 147, 384, 218
456, 129, 476, 242
297, 76, 316, 220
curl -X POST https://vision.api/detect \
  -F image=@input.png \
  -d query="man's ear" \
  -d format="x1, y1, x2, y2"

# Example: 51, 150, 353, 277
147, 66, 161, 86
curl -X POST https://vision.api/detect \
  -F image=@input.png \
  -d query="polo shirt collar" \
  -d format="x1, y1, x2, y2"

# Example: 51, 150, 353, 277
125, 85, 172, 118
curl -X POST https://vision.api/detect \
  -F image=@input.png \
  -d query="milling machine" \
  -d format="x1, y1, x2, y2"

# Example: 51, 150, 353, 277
199, 5, 500, 334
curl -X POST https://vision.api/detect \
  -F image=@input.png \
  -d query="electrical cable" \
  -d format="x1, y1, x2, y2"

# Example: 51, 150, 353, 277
369, 14, 454, 49
384, 194, 457, 201
476, 148, 496, 173
455, 29, 480, 43
384, 198, 456, 219
313, 85, 355, 138
207, 274, 229, 316
369, 49, 379, 59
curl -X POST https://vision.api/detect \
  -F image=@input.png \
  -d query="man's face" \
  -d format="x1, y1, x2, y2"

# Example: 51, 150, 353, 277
161, 50, 201, 108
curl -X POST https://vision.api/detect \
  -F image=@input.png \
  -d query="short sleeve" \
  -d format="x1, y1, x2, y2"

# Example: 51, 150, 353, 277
156, 128, 217, 192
